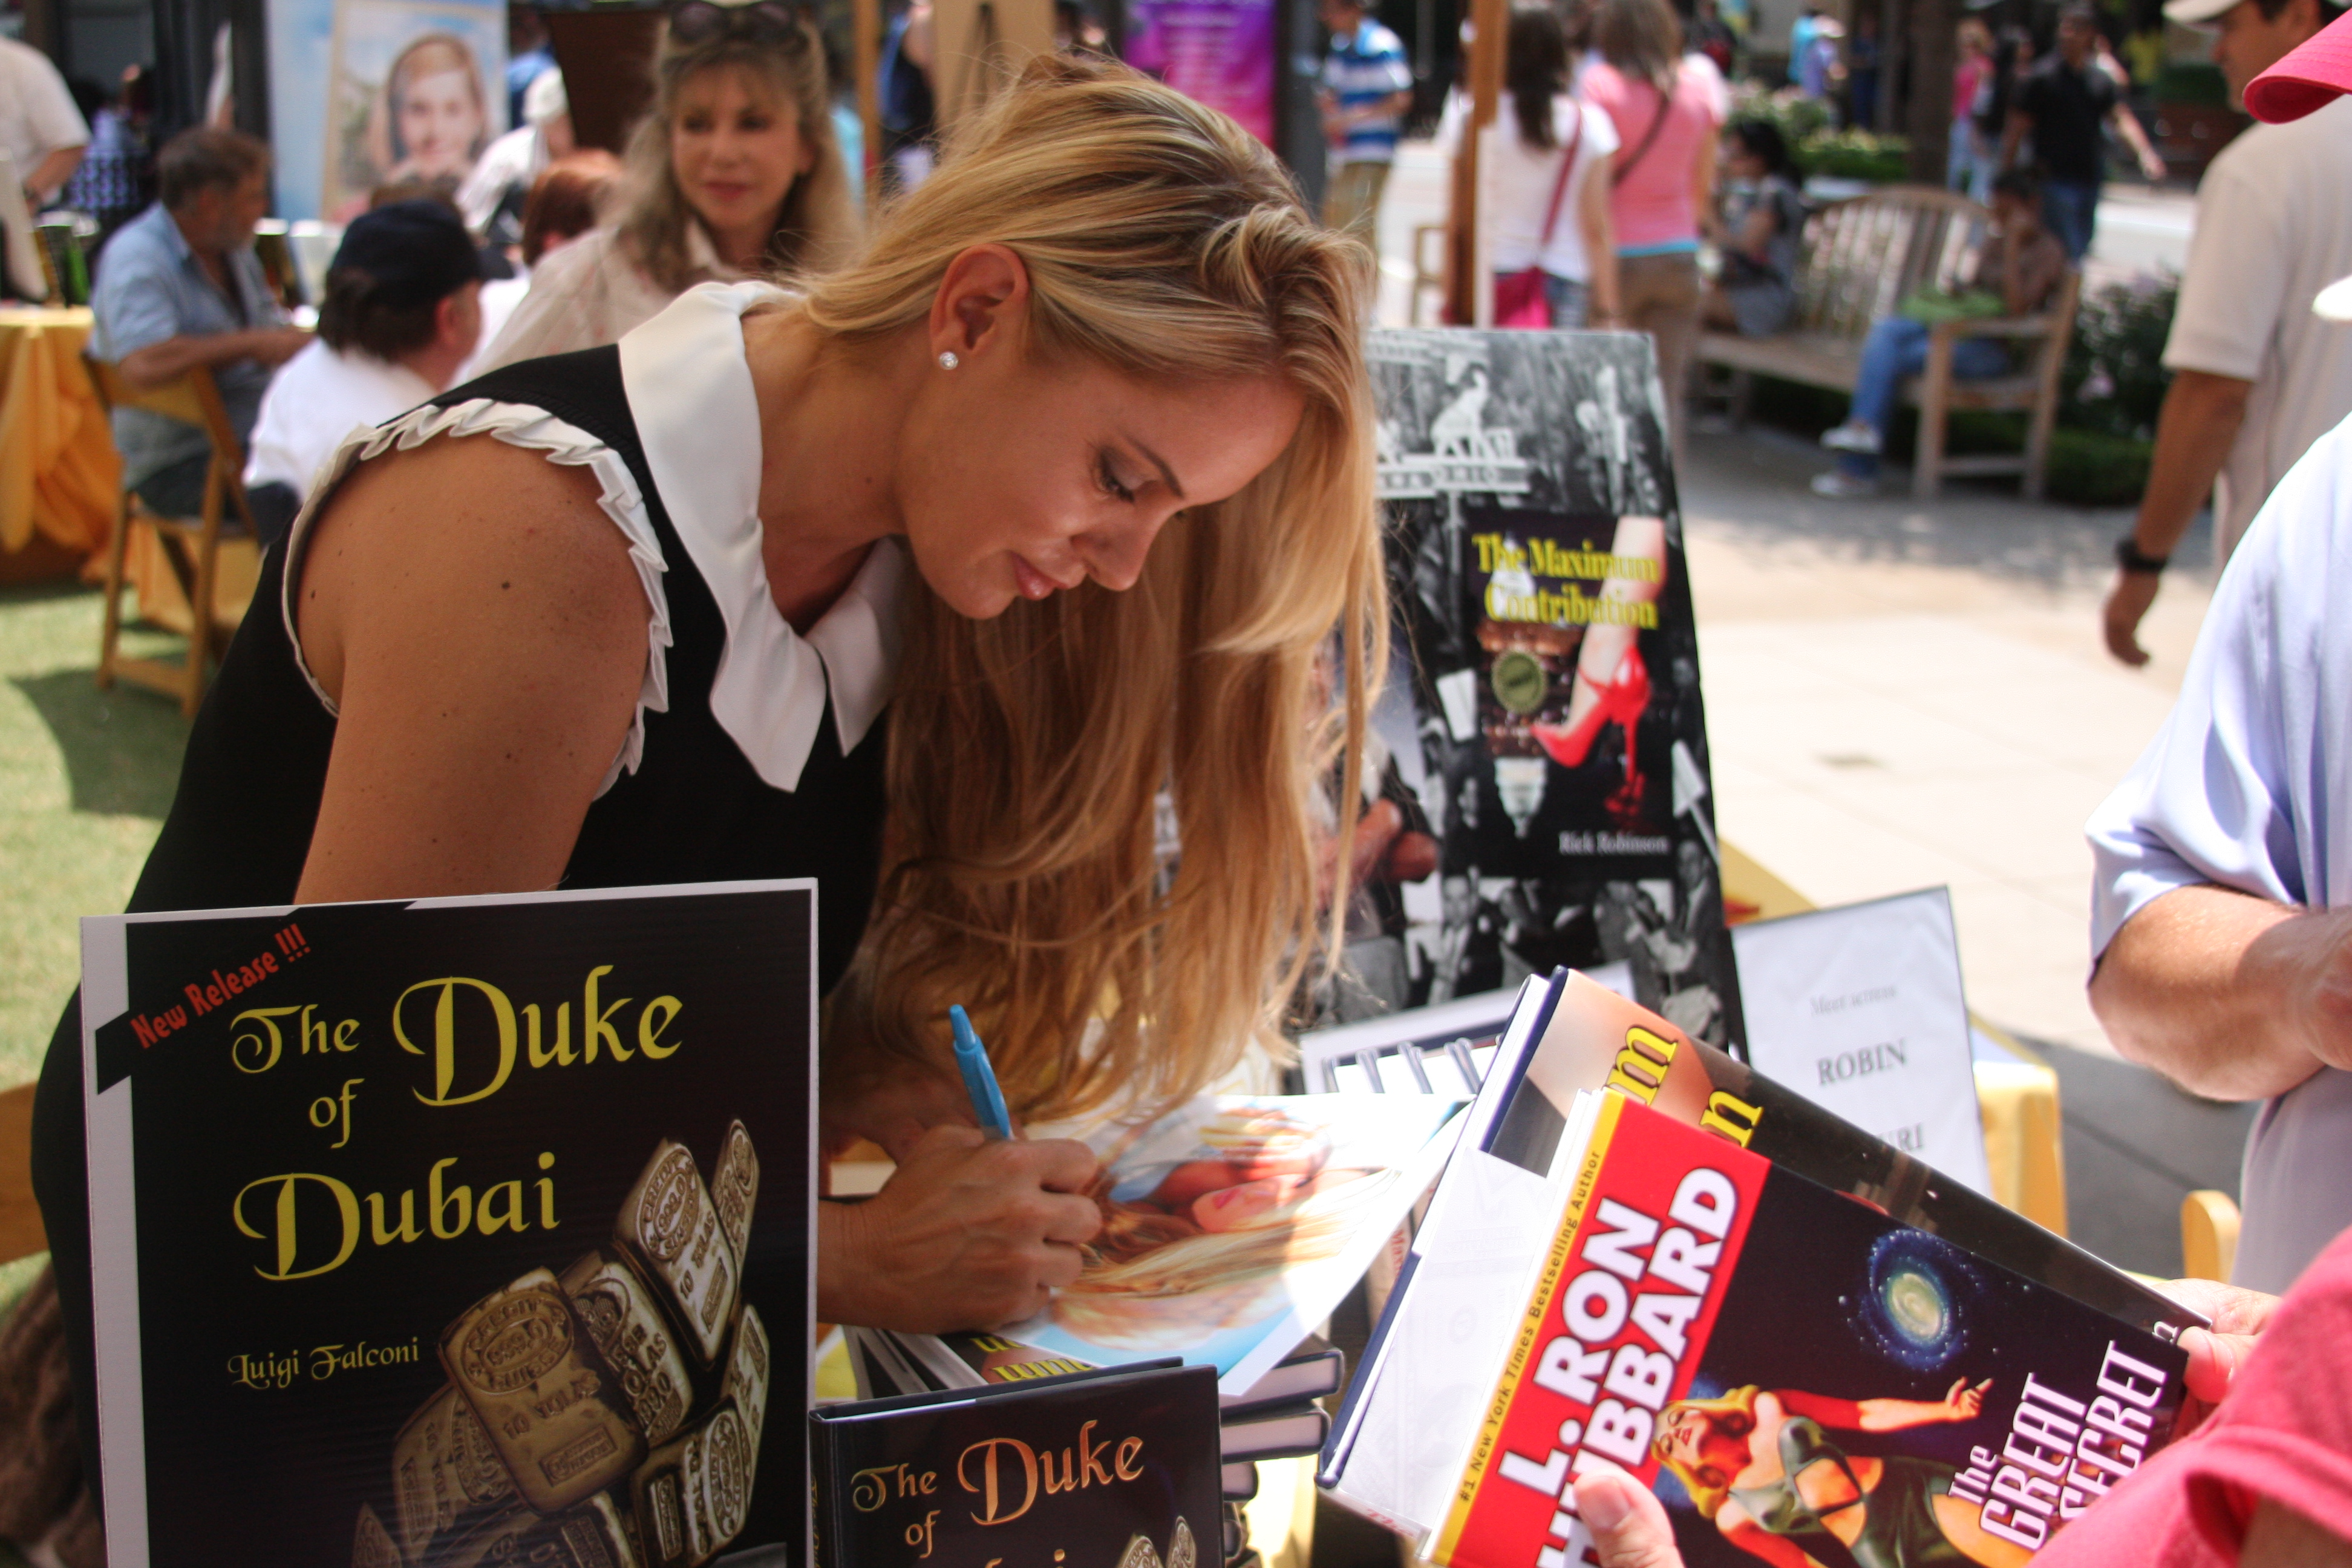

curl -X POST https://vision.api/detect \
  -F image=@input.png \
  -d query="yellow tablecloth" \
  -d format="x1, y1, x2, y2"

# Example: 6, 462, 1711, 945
0, 306, 119, 558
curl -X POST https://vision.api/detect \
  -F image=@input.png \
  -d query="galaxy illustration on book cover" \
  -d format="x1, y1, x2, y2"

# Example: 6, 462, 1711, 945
1366, 328, 1737, 1048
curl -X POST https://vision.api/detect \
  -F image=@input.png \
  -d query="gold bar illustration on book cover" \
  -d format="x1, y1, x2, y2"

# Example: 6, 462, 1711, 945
439, 1267, 647, 1512
618, 1142, 739, 1365
423, 1491, 644, 1568
719, 1305, 770, 1468
361, 1129, 764, 1565
630, 1399, 754, 1568
561, 1247, 695, 1446
710, 1119, 759, 1261
391, 1382, 517, 1557
351, 1502, 400, 1568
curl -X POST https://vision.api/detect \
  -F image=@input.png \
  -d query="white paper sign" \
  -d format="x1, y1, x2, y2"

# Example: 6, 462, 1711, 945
1730, 887, 1991, 1194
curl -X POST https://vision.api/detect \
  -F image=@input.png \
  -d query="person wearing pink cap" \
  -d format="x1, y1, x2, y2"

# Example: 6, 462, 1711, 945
2100, 0, 2352, 668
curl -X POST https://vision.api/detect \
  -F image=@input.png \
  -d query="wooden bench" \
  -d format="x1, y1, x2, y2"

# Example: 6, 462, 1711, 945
1698, 185, 2081, 500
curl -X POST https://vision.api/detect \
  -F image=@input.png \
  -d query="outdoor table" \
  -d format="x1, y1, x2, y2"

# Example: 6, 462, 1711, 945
0, 305, 118, 564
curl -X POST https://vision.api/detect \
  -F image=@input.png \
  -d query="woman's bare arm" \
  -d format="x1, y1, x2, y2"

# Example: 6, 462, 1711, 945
1579, 164, 1621, 318
292, 435, 650, 904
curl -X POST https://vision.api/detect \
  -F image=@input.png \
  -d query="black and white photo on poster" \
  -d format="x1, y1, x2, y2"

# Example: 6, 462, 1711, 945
1347, 327, 1740, 1048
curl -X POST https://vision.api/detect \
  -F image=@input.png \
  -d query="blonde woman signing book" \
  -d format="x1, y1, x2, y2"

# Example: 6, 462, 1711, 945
30, 53, 1391, 1497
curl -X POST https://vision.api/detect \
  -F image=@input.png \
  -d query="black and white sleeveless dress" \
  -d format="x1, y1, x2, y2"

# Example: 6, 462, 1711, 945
28, 282, 903, 1485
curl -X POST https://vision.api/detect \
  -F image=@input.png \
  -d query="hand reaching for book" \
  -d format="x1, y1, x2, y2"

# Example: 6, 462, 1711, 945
819, 1125, 1104, 1332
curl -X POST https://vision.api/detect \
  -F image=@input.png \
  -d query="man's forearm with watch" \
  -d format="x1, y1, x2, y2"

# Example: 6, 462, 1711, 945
2103, 367, 2253, 667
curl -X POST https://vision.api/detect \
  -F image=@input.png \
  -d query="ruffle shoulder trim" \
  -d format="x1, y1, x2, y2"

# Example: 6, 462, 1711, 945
276, 396, 673, 797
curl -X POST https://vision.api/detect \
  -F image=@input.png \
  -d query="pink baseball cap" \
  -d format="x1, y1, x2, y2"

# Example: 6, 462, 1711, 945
2247, 6, 2352, 122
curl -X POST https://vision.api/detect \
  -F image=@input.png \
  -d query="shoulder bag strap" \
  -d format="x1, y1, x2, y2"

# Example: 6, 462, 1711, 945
1534, 102, 1588, 255
1611, 77, 1676, 187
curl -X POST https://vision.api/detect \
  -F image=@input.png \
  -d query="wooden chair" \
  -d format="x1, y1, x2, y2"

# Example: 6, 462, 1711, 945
83, 357, 258, 717
0, 1084, 47, 1267
2182, 1189, 2241, 1282
1697, 185, 2083, 500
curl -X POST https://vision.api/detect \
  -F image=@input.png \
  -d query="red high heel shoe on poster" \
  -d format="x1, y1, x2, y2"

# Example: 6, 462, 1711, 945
1531, 645, 1651, 805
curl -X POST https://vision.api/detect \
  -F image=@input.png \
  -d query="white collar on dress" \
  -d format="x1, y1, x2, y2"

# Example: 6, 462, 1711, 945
616, 281, 907, 792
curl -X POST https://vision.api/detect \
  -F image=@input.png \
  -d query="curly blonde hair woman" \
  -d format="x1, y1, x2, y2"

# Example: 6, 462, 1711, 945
477, 0, 860, 367
30, 57, 1390, 1477
1652, 1380, 2018, 1568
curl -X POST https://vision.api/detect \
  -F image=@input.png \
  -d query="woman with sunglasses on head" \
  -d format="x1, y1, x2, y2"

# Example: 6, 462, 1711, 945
472, 0, 859, 368
30, 53, 1387, 1495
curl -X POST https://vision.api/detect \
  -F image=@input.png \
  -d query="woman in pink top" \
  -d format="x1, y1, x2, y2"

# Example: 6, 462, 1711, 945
1580, 0, 1723, 457
1949, 18, 1995, 200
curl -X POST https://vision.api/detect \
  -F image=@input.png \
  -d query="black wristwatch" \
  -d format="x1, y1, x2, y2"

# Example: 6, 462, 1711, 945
2115, 537, 2169, 575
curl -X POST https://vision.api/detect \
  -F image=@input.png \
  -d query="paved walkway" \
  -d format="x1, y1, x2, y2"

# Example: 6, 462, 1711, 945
1681, 425, 2215, 1059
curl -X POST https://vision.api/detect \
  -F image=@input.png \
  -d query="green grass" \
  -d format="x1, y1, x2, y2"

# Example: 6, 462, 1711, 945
0, 581, 186, 1301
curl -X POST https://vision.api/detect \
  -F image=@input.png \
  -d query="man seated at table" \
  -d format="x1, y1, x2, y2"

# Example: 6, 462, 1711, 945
242, 200, 485, 546
89, 126, 308, 520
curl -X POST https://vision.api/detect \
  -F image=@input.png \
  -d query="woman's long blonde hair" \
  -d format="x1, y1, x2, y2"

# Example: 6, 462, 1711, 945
810, 54, 1386, 1125
1654, 1387, 1762, 1520
618, 15, 860, 292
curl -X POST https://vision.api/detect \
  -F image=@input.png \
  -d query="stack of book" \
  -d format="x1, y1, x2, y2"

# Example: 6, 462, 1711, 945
1317, 971, 2202, 1567
844, 1328, 1346, 1503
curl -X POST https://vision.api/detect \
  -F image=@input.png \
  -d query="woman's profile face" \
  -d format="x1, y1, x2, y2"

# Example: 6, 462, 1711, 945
397, 66, 483, 174
897, 350, 1306, 619
1660, 1406, 1751, 1483
670, 65, 813, 239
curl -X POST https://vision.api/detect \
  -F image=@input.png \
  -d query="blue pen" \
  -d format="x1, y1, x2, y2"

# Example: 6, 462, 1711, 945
950, 1005, 1014, 1140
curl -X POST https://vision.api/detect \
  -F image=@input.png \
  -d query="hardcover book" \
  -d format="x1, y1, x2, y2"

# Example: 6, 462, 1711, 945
1431, 1094, 2190, 1568
1370, 328, 1740, 1046
810, 1361, 1222, 1568
79, 881, 818, 1567
1321, 972, 2203, 1542
1503, 973, 2198, 1338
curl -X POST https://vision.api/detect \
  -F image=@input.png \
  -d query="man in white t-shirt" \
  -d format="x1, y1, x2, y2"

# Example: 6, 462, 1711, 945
243, 200, 484, 543
2101, 0, 2352, 666
0, 36, 88, 205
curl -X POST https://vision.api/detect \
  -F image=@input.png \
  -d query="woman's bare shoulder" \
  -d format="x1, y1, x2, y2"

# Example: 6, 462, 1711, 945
295, 431, 648, 704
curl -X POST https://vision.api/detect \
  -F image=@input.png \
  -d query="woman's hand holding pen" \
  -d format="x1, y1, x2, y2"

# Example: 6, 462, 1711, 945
817, 1126, 1104, 1333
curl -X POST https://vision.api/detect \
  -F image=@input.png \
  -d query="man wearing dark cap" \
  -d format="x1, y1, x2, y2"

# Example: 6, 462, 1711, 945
242, 198, 485, 544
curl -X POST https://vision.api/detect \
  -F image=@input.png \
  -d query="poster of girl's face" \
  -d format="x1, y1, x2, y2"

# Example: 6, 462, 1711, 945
268, 0, 505, 222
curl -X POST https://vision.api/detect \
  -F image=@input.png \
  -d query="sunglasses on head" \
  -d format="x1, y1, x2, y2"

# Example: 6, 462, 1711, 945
668, 0, 805, 45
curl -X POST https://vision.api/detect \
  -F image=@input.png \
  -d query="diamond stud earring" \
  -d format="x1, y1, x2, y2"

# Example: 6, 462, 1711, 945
938, 351, 960, 370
